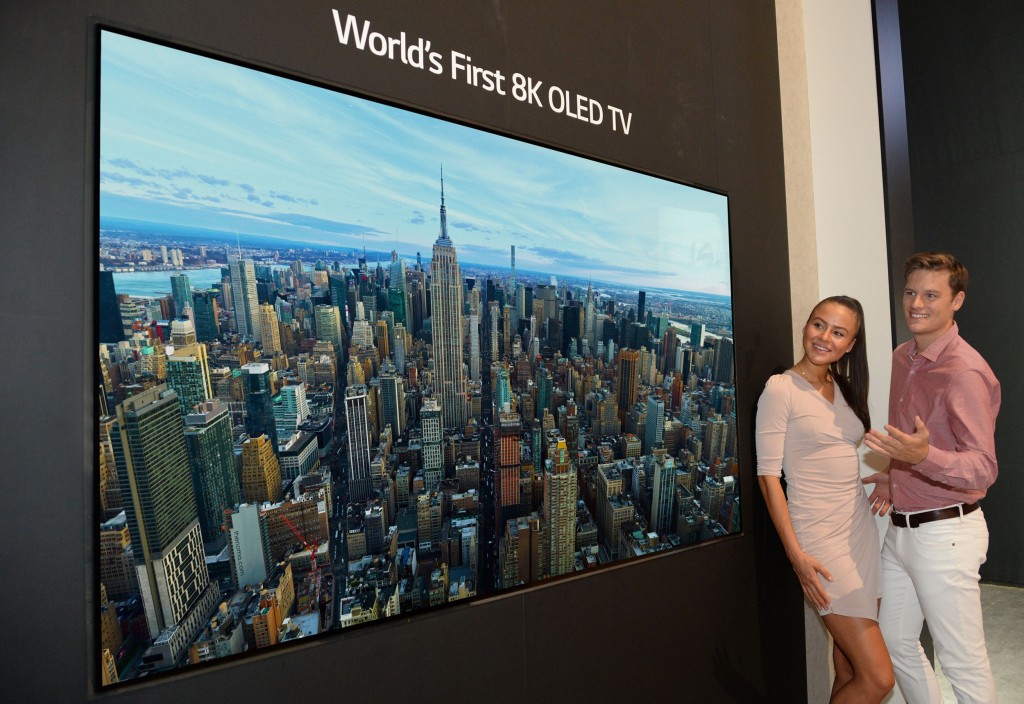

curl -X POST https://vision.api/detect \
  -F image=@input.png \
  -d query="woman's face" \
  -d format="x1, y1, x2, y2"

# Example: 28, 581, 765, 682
802, 301, 859, 366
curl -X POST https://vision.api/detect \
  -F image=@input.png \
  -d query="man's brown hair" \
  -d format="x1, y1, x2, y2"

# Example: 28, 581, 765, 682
903, 252, 968, 295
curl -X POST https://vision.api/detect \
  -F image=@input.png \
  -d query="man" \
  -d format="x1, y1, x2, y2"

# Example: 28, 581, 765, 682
863, 252, 1000, 703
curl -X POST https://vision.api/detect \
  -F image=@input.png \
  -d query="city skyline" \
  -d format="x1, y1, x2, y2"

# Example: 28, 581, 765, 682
100, 31, 732, 295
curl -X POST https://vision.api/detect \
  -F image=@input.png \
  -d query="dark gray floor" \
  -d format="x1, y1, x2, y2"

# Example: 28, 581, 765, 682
936, 583, 1023, 702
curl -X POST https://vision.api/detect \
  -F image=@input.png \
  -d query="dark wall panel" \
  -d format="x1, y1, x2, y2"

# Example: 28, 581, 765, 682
0, 0, 802, 701
895, 0, 1024, 585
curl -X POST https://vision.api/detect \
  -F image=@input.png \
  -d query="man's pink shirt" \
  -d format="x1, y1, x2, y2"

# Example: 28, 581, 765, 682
888, 322, 1001, 512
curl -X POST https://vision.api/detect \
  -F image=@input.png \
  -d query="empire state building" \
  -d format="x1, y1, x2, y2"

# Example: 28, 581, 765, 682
429, 173, 467, 429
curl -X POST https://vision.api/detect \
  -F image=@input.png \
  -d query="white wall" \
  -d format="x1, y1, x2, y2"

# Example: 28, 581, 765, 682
776, 1, 900, 701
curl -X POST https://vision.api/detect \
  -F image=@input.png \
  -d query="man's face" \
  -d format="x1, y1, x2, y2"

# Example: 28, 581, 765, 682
903, 269, 964, 350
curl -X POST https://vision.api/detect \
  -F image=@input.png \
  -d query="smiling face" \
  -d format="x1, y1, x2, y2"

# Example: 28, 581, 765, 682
801, 301, 859, 371
903, 269, 964, 351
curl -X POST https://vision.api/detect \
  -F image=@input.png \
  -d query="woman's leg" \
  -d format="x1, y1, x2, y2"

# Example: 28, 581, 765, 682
831, 641, 854, 699
821, 613, 895, 704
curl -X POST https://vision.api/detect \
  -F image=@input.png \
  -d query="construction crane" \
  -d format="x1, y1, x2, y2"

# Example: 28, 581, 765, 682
279, 513, 320, 586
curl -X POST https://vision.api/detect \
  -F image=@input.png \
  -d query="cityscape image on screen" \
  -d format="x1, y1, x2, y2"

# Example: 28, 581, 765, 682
96, 30, 740, 685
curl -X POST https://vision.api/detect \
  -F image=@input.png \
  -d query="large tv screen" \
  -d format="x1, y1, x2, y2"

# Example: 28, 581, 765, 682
96, 28, 739, 686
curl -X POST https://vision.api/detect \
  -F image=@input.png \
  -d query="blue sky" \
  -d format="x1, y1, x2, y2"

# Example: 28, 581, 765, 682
99, 31, 732, 295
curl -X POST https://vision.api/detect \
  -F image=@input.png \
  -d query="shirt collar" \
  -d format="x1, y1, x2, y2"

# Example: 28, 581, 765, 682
909, 321, 959, 362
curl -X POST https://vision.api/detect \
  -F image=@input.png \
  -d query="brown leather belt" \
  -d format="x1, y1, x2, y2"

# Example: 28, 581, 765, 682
891, 502, 979, 528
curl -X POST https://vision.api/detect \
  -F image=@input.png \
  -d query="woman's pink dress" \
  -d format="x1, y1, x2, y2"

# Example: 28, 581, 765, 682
756, 370, 881, 620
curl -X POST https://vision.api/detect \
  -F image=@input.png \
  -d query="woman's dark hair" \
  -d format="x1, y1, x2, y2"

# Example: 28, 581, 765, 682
813, 295, 870, 432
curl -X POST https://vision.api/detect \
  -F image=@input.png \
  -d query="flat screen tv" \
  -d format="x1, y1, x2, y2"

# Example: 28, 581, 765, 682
96, 27, 738, 687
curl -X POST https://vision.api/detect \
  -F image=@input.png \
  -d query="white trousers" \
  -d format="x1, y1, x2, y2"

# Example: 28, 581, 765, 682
879, 508, 997, 704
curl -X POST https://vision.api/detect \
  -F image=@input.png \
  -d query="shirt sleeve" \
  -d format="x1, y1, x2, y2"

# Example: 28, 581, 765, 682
755, 376, 790, 478
914, 367, 1000, 491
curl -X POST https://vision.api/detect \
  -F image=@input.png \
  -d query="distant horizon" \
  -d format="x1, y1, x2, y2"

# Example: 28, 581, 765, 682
100, 216, 733, 305
99, 30, 734, 296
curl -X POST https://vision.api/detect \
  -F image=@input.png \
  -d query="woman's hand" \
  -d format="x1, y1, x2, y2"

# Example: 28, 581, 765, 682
789, 549, 833, 612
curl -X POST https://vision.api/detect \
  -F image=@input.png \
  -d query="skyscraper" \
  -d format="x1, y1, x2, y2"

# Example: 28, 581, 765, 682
314, 304, 345, 361
258, 303, 282, 355
241, 434, 282, 504
535, 367, 552, 422
229, 257, 260, 342
544, 437, 577, 577
429, 174, 467, 430
225, 503, 271, 589
110, 385, 218, 668
273, 383, 309, 442
497, 410, 521, 518
183, 399, 240, 546
713, 336, 735, 385
379, 362, 405, 438
689, 321, 706, 349
170, 318, 198, 347
393, 322, 407, 374
241, 362, 278, 449
421, 398, 443, 493
510, 244, 516, 292
644, 395, 665, 455
468, 313, 481, 382
661, 326, 678, 374
98, 270, 125, 343
703, 413, 728, 464
649, 454, 675, 536
562, 300, 583, 357
346, 384, 373, 502
616, 348, 640, 421
388, 252, 408, 328
166, 343, 213, 416
170, 273, 193, 317
191, 289, 221, 343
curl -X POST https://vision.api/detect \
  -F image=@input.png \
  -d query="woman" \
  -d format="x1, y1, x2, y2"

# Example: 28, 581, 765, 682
756, 296, 894, 703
